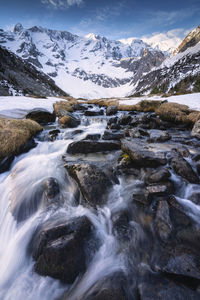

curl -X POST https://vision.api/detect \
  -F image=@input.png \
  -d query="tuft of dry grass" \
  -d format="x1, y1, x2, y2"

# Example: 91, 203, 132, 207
0, 118, 42, 159
155, 102, 191, 124
53, 101, 73, 115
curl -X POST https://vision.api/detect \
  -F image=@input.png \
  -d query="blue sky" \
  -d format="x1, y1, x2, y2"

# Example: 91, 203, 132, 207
0, 0, 200, 40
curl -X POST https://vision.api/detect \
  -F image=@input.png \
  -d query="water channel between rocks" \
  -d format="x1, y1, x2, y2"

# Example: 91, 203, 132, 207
0, 104, 200, 300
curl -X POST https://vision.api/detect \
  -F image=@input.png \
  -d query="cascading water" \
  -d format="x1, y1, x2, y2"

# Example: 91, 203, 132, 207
0, 112, 131, 300
1, 105, 200, 300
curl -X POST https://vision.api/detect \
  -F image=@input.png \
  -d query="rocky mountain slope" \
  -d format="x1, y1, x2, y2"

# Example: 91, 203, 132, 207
0, 45, 68, 97
130, 26, 200, 96
0, 24, 165, 98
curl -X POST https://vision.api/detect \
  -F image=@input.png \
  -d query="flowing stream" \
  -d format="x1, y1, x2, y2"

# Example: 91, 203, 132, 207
0, 107, 200, 300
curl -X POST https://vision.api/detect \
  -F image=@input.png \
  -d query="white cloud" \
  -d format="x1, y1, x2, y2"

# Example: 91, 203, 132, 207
41, 0, 84, 9
141, 28, 191, 53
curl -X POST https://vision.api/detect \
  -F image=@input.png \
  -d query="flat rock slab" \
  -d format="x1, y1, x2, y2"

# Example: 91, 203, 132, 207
121, 139, 167, 167
67, 140, 120, 154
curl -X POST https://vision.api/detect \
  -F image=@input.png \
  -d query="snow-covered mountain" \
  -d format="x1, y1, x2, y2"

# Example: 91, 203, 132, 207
130, 27, 200, 96
0, 24, 165, 99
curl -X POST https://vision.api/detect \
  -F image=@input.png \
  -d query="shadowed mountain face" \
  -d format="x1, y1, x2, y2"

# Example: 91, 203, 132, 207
0, 45, 68, 97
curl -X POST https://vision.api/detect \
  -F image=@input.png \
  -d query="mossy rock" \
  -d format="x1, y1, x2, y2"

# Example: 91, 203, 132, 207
155, 102, 191, 124
53, 101, 73, 115
0, 117, 42, 160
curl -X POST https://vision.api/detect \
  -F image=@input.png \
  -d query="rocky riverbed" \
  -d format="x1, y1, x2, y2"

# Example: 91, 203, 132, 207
1, 98, 200, 300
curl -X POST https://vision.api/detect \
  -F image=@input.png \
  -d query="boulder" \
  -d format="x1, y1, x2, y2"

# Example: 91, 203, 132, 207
146, 181, 174, 199
128, 127, 149, 138
26, 109, 56, 124
33, 216, 92, 283
148, 129, 171, 142
72, 104, 87, 111
169, 149, 199, 183
64, 162, 113, 207
67, 140, 120, 154
121, 139, 167, 168
106, 105, 118, 116
191, 119, 200, 139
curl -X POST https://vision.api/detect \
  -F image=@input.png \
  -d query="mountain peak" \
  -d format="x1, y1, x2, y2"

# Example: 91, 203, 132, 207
85, 33, 101, 40
13, 23, 23, 34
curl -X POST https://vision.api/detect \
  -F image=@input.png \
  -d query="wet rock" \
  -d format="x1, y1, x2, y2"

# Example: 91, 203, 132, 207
106, 105, 118, 116
168, 196, 192, 227
67, 140, 120, 154
155, 245, 200, 281
138, 274, 200, 300
128, 127, 149, 138
48, 129, 60, 141
72, 104, 87, 111
102, 130, 123, 140
26, 109, 56, 124
64, 162, 113, 207
119, 114, 132, 125
107, 116, 118, 125
84, 134, 101, 140
121, 139, 167, 168
169, 149, 199, 183
84, 110, 104, 116
33, 216, 92, 283
59, 111, 80, 128
81, 275, 127, 300
146, 181, 174, 199
191, 119, 200, 139
148, 129, 171, 142
146, 168, 171, 184
0, 154, 14, 174
112, 210, 131, 240
155, 200, 172, 241
110, 123, 121, 130
44, 177, 60, 199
